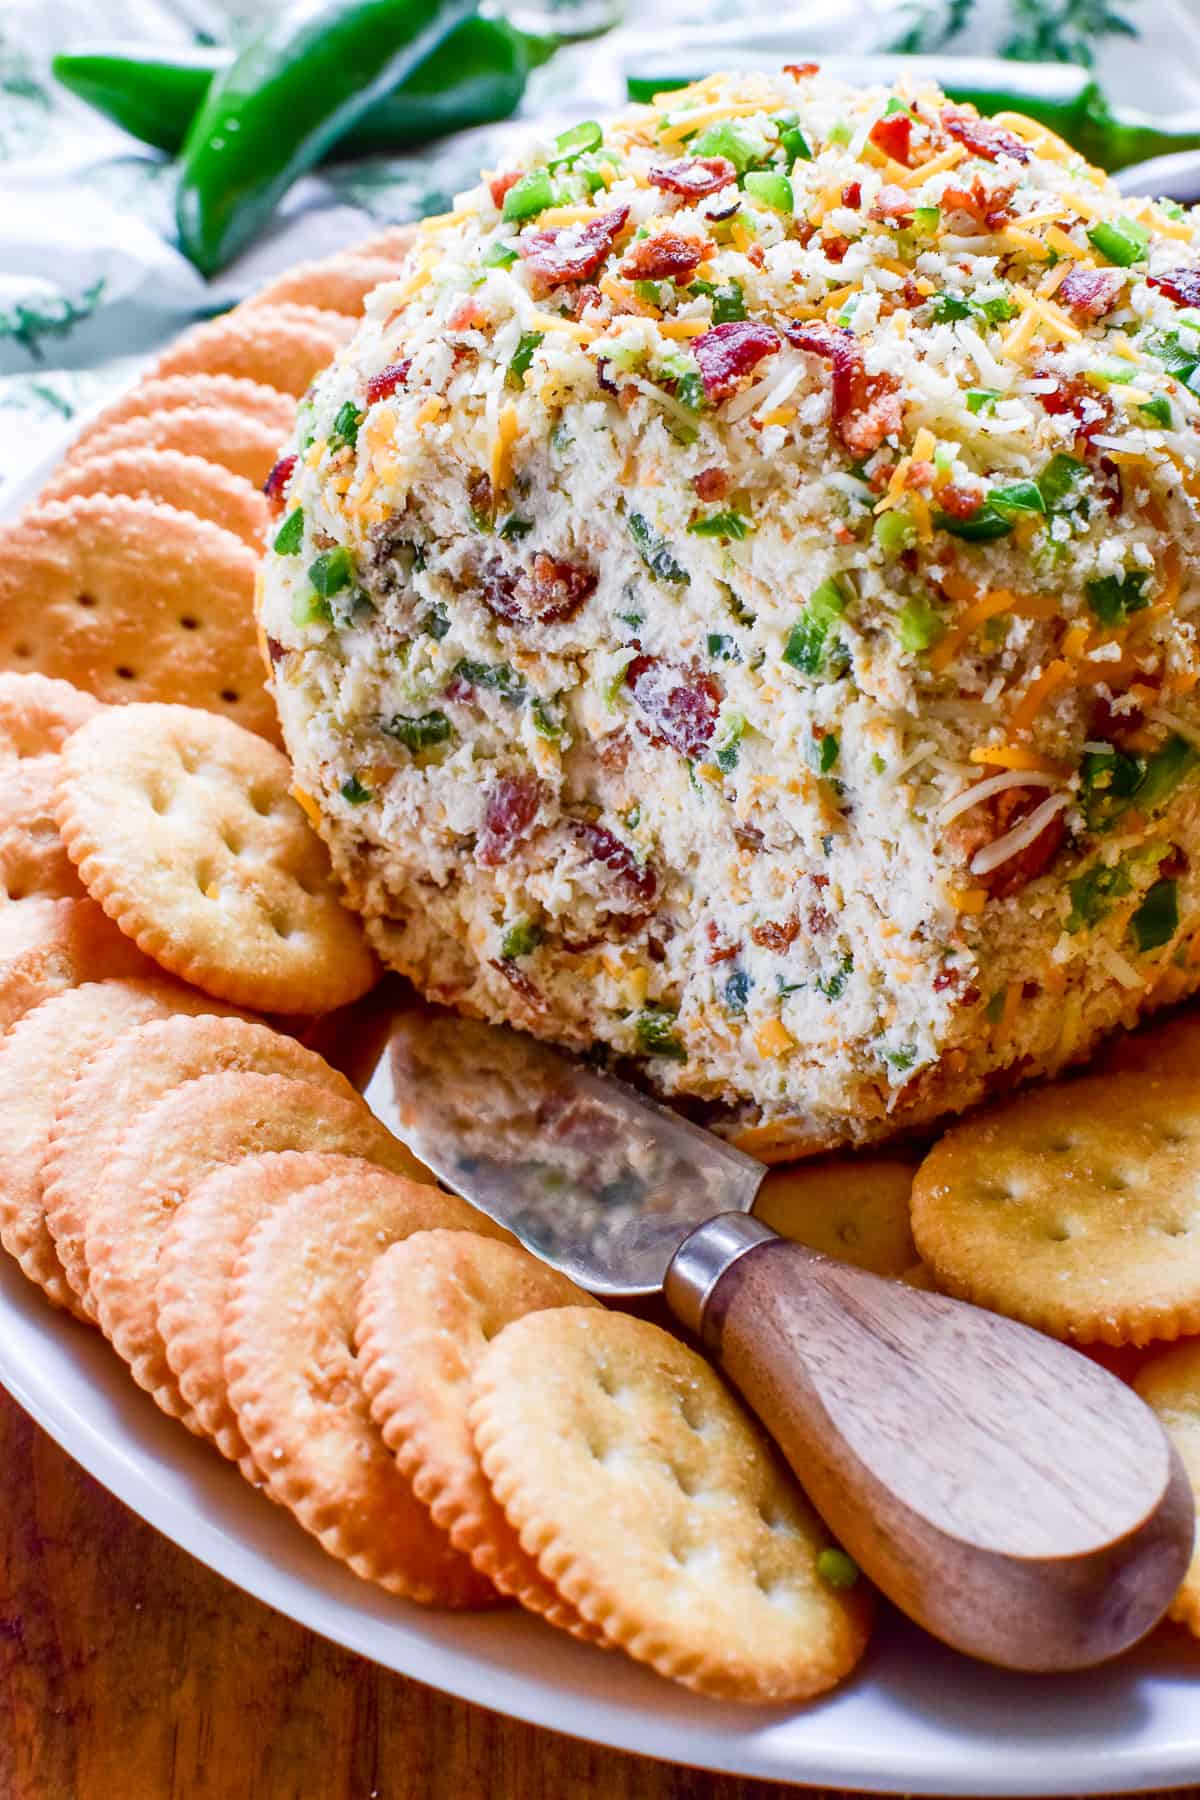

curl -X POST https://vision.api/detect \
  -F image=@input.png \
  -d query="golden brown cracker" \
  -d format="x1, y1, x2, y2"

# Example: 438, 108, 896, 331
356, 1230, 602, 1636
85, 1069, 422, 1426
752, 1154, 919, 1278
0, 978, 220, 1315
470, 1308, 872, 1701
348, 225, 419, 263
41, 1012, 361, 1320
65, 406, 290, 492
1100, 1006, 1200, 1079
0, 671, 101, 761
150, 305, 354, 397
158, 1150, 394, 1472
0, 895, 155, 1035
246, 255, 402, 317
225, 1167, 497, 1604
69, 375, 295, 461
56, 702, 377, 1013
1135, 1341, 1200, 1633
910, 1072, 1200, 1346
38, 448, 269, 550
0, 495, 275, 739
0, 757, 87, 901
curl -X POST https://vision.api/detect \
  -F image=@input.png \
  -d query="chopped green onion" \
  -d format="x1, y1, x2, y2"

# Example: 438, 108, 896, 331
291, 589, 332, 628
715, 709, 746, 771
783, 577, 848, 677
990, 480, 1046, 518
776, 116, 812, 162
873, 508, 916, 554
482, 239, 518, 268
881, 1042, 917, 1071
689, 277, 746, 323
1085, 568, 1151, 626
502, 918, 543, 959
1090, 361, 1137, 385
548, 119, 602, 167
272, 509, 304, 555
817, 732, 839, 773
912, 205, 940, 236
308, 547, 354, 596
744, 171, 793, 213
1087, 216, 1149, 267
634, 277, 675, 309
423, 602, 450, 640
931, 292, 970, 323
707, 632, 741, 662
1130, 878, 1178, 953
1160, 198, 1186, 220
896, 594, 944, 653
1038, 453, 1088, 515
1066, 858, 1131, 931
828, 120, 852, 146
816, 952, 853, 1000
502, 169, 555, 221
329, 401, 362, 452
498, 515, 533, 541
454, 658, 526, 702
340, 775, 372, 805
689, 120, 767, 173
507, 329, 544, 390
628, 512, 689, 583
383, 710, 452, 751
531, 696, 565, 740
724, 968, 751, 1013
634, 1003, 687, 1062
1140, 394, 1172, 427
689, 509, 750, 541
966, 388, 1001, 415
1136, 735, 1197, 812
934, 503, 1013, 542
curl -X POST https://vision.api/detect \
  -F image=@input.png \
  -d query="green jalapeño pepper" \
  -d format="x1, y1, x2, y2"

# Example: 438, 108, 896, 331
53, 18, 555, 160
175, 0, 476, 276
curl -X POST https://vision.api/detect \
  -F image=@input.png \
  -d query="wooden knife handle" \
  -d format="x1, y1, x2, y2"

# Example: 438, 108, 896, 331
664, 1216, 1193, 1671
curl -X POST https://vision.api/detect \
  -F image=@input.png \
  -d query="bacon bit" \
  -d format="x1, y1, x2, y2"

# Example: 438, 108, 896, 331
265, 635, 286, 666
572, 283, 604, 321
807, 904, 832, 936
823, 234, 851, 263
869, 184, 915, 225
262, 454, 296, 509
595, 731, 631, 773
938, 480, 987, 519
1148, 268, 1200, 308
705, 919, 739, 964
490, 957, 548, 1013
467, 470, 493, 522
482, 553, 596, 629
692, 319, 781, 401
746, 241, 766, 270
733, 822, 764, 851
940, 177, 1016, 233
948, 785, 1066, 898
1097, 455, 1124, 519
648, 157, 736, 199
488, 171, 522, 208
785, 319, 902, 454
905, 459, 935, 491
934, 967, 982, 1004
784, 61, 819, 78
625, 655, 721, 759
365, 360, 412, 405
1037, 369, 1112, 442
751, 915, 800, 951
870, 112, 912, 166
842, 180, 863, 209
595, 357, 619, 396
942, 106, 1029, 165
571, 820, 658, 909
620, 231, 710, 282
448, 296, 486, 331
693, 466, 730, 501
1058, 266, 1125, 319
518, 206, 630, 294
477, 776, 541, 867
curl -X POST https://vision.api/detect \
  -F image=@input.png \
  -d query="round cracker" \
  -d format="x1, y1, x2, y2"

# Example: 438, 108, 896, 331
69, 375, 295, 463
150, 305, 355, 397
0, 978, 221, 1315
56, 702, 377, 1013
0, 671, 100, 761
85, 1069, 423, 1426
0, 895, 155, 1036
41, 1013, 363, 1320
910, 1072, 1200, 1346
470, 1308, 872, 1701
65, 407, 290, 492
1100, 1006, 1200, 1079
0, 495, 275, 740
0, 757, 86, 902
752, 1154, 919, 1278
356, 1230, 602, 1637
158, 1150, 399, 1473
225, 1167, 497, 1605
348, 225, 419, 263
38, 449, 269, 550
245, 255, 402, 317
1134, 1341, 1200, 1633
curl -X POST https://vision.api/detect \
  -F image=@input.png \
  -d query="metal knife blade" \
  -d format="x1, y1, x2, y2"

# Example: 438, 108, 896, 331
346, 985, 765, 1297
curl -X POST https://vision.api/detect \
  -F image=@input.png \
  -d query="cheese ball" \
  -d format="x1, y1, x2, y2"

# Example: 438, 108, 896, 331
260, 68, 1200, 1155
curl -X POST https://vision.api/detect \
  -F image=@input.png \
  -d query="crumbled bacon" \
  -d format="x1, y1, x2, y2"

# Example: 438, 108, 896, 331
262, 454, 296, 509
1036, 370, 1113, 441
518, 206, 630, 294
783, 61, 819, 78
939, 177, 1016, 233
808, 904, 832, 936
448, 296, 486, 331
869, 112, 912, 166
488, 170, 522, 208
937, 481, 988, 519
595, 731, 631, 773
842, 180, 863, 210
692, 320, 781, 401
625, 655, 721, 760
265, 635, 286, 666
942, 106, 1030, 164
823, 234, 851, 263
477, 776, 541, 867
620, 231, 710, 283
869, 184, 916, 224
490, 958, 548, 1012
1148, 268, 1200, 308
572, 283, 604, 321
570, 820, 658, 909
365, 360, 412, 404
705, 919, 739, 964
1058, 266, 1125, 319
751, 915, 800, 951
947, 784, 1066, 898
647, 157, 736, 199
785, 320, 902, 454
482, 553, 595, 629
693, 466, 730, 501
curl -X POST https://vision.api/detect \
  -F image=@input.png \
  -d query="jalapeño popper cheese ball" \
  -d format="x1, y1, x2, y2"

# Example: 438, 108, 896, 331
260, 67, 1200, 1157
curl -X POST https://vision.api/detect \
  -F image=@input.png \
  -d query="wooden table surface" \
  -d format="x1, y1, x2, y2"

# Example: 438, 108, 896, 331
0, 1384, 1193, 1800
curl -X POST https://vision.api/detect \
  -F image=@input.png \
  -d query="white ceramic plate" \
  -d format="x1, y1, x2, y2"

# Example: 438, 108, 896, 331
4, 427, 1200, 1797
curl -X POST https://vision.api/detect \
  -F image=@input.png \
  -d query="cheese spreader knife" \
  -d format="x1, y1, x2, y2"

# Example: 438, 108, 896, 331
333, 987, 1193, 1673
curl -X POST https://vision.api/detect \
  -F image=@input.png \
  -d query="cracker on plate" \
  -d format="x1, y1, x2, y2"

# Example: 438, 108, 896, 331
39, 448, 268, 550
245, 255, 403, 317
68, 374, 296, 461
149, 305, 355, 397
1134, 1341, 1200, 1634
0, 895, 156, 1036
752, 1153, 919, 1278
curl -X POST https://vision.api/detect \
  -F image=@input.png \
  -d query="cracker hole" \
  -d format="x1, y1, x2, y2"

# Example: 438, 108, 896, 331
678, 1392, 706, 1434
1104, 1171, 1132, 1193
1047, 1137, 1075, 1155
1047, 1223, 1071, 1243
249, 787, 275, 816
268, 912, 295, 940
114, 665, 137, 682
13, 643, 32, 660
195, 862, 215, 895
594, 1366, 617, 1397
1163, 1221, 1191, 1238
76, 592, 97, 610
668, 1463, 699, 1498
220, 825, 243, 856
178, 614, 200, 631
219, 688, 240, 705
